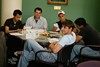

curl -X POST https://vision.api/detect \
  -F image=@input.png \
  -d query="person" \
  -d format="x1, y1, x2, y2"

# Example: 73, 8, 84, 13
52, 10, 78, 35
17, 20, 76, 67
4, 9, 23, 36
52, 10, 67, 32
70, 18, 100, 63
4, 9, 24, 64
25, 7, 48, 30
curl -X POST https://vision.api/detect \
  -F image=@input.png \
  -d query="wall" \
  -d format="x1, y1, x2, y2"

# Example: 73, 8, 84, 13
0, 0, 1, 25
22, 0, 100, 31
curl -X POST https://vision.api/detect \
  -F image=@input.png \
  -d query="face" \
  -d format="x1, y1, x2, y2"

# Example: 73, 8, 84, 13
61, 26, 69, 35
34, 10, 42, 18
58, 13, 66, 22
13, 14, 22, 22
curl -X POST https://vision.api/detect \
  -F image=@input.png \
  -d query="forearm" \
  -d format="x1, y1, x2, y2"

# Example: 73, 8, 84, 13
5, 29, 22, 33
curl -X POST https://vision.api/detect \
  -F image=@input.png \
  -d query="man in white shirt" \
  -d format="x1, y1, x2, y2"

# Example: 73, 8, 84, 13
25, 7, 48, 30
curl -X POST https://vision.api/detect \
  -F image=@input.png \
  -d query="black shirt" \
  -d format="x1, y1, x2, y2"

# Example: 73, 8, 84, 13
56, 19, 68, 32
78, 24, 100, 45
4, 18, 23, 35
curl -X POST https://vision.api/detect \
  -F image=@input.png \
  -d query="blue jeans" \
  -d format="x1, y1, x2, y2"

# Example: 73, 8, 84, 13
17, 39, 57, 67
70, 45, 100, 62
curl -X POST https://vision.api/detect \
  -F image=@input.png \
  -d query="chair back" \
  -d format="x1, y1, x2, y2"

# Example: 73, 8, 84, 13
58, 44, 74, 63
77, 61, 100, 67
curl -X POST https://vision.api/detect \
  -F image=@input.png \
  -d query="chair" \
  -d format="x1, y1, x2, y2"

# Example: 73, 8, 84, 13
28, 44, 75, 67
6, 35, 25, 59
0, 26, 5, 32
77, 60, 100, 67
78, 45, 100, 63
0, 32, 7, 67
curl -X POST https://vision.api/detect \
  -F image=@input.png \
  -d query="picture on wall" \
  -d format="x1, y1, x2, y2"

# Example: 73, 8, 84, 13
48, 0, 68, 5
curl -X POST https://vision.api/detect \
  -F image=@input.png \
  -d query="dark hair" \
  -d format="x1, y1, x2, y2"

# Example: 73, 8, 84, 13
13, 9, 22, 16
34, 7, 42, 13
62, 20, 75, 30
74, 18, 87, 26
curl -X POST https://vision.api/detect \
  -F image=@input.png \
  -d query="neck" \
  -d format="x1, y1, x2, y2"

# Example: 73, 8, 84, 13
34, 16, 40, 20
13, 19, 17, 24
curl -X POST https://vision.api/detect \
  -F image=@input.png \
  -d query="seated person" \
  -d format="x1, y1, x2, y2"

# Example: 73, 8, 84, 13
4, 9, 23, 36
25, 7, 48, 30
17, 20, 76, 67
52, 10, 67, 32
4, 9, 24, 64
70, 18, 100, 63
52, 10, 78, 35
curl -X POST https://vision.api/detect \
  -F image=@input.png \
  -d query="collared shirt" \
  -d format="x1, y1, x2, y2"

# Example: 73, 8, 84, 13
25, 16, 48, 30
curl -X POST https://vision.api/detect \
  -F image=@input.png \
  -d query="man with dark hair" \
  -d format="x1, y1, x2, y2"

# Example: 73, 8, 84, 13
70, 17, 100, 63
17, 20, 76, 67
25, 7, 48, 30
4, 9, 23, 36
4, 9, 23, 65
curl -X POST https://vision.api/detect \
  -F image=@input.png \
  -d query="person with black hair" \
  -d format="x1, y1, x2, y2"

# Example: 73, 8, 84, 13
70, 17, 100, 63
4, 9, 23, 36
25, 7, 48, 30
4, 9, 24, 65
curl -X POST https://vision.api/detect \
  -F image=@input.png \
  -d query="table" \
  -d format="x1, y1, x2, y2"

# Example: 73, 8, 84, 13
9, 30, 60, 47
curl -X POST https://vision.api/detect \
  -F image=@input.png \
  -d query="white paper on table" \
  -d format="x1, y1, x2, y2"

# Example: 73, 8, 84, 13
48, 38, 59, 43
10, 33, 23, 36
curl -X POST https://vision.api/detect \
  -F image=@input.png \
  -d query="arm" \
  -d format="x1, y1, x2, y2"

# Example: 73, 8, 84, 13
49, 42, 63, 53
75, 35, 83, 43
73, 28, 78, 35
43, 18, 48, 30
52, 23, 59, 32
52, 26, 57, 32
5, 26, 21, 33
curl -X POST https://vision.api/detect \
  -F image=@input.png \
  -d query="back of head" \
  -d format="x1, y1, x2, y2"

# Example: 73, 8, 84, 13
74, 18, 87, 26
13, 9, 22, 16
62, 20, 75, 30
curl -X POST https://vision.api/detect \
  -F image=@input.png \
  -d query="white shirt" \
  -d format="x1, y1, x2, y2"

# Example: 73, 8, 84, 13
25, 16, 48, 30
58, 32, 76, 47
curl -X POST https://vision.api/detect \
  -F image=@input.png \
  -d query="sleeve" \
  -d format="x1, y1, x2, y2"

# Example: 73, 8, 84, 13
53, 23, 60, 31
43, 18, 48, 30
4, 20, 10, 27
78, 29, 86, 37
25, 18, 30, 26
57, 36, 69, 47
54, 23, 58, 27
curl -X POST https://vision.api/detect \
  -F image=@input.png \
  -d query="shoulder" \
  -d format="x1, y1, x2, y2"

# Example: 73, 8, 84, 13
4, 18, 13, 24
27, 16, 34, 20
5, 18, 13, 22
40, 16, 47, 20
56, 21, 61, 23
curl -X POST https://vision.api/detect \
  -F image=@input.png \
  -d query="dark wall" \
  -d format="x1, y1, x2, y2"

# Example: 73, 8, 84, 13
0, 0, 1, 25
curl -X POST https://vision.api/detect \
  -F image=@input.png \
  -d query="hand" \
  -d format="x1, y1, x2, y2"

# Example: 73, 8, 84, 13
51, 42, 57, 45
16, 29, 22, 32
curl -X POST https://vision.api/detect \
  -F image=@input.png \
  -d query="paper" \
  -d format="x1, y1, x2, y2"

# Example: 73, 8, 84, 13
10, 33, 23, 36
48, 38, 59, 43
